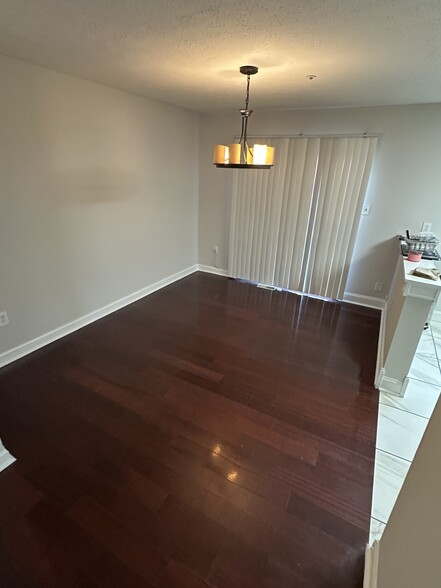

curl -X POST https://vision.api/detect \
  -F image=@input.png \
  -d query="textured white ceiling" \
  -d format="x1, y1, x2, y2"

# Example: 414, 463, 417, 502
1, 0, 441, 113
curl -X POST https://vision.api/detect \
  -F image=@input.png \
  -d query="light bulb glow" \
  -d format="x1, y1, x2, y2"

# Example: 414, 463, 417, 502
253, 144, 267, 165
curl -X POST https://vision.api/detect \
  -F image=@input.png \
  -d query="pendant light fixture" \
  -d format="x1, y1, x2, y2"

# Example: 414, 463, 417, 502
214, 65, 274, 169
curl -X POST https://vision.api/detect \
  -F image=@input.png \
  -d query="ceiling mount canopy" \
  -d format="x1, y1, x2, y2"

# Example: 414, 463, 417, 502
214, 65, 274, 169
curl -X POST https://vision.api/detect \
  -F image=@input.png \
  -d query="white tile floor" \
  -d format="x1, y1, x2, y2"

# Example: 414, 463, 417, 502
369, 323, 441, 544
376, 403, 429, 461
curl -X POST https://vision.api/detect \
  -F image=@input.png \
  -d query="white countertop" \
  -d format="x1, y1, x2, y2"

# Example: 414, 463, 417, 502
403, 258, 441, 288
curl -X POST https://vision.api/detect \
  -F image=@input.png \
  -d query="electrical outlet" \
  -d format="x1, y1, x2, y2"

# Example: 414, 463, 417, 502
374, 282, 383, 293
212, 245, 219, 254
361, 204, 371, 216
0, 311, 9, 327
421, 222, 432, 232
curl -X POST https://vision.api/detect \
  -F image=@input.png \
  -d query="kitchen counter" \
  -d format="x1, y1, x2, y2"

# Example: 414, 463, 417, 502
377, 256, 441, 396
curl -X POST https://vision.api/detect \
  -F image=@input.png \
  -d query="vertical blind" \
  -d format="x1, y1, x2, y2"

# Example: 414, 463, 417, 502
228, 136, 377, 299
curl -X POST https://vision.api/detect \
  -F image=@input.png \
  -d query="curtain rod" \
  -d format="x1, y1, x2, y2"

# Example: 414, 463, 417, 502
245, 132, 380, 139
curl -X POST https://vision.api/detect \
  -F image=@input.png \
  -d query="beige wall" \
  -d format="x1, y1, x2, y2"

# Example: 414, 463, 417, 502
199, 105, 441, 298
0, 56, 199, 356
375, 393, 441, 587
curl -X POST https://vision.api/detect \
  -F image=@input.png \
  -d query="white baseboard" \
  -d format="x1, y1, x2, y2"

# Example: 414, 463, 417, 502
0, 448, 16, 472
195, 275, 388, 314
375, 303, 387, 386
363, 540, 380, 588
197, 264, 229, 277
0, 264, 198, 369
377, 369, 409, 397
343, 292, 386, 310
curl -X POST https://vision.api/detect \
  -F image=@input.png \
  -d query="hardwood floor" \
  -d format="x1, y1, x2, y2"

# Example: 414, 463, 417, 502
0, 272, 380, 587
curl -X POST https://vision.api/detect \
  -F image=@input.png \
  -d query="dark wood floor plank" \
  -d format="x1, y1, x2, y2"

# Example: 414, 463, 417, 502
69, 496, 167, 585
159, 560, 211, 588
0, 468, 43, 522
259, 556, 318, 588
287, 493, 368, 546
0, 272, 379, 587
157, 495, 232, 577
207, 534, 267, 588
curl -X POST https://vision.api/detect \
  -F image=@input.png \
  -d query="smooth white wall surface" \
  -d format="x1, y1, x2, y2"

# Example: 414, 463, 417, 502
199, 105, 441, 298
0, 56, 199, 356
375, 394, 441, 587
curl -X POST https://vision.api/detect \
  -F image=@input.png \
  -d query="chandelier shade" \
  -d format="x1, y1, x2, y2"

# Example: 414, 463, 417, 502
214, 66, 275, 170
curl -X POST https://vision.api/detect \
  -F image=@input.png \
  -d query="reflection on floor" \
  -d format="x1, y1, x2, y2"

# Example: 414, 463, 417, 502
369, 323, 441, 543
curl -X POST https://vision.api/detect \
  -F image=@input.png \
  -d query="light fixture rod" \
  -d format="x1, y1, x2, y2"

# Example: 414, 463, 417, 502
240, 74, 251, 163
238, 65, 258, 164
245, 73, 251, 111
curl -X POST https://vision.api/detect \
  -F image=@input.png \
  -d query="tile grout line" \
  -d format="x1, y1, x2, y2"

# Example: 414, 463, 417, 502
404, 373, 441, 388
374, 447, 413, 465
430, 325, 441, 373
378, 399, 431, 420
406, 374, 441, 389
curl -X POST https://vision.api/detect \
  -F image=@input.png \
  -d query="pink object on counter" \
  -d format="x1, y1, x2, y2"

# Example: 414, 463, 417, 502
408, 251, 423, 262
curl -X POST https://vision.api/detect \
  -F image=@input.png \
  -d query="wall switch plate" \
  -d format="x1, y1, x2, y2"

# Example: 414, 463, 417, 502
421, 222, 432, 232
361, 204, 371, 216
0, 311, 9, 327
374, 282, 383, 292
